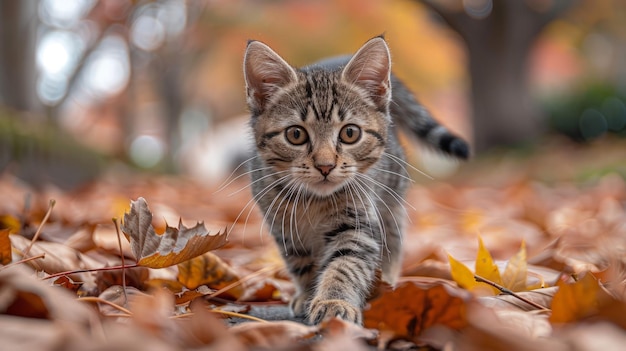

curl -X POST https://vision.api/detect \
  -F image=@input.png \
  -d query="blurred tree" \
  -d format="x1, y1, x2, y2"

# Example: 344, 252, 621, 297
0, 1, 39, 114
417, 0, 578, 152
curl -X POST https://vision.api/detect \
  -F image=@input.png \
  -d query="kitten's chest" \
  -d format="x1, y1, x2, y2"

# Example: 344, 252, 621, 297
276, 195, 351, 248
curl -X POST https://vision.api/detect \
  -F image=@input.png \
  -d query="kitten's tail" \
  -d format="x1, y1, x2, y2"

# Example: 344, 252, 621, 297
390, 76, 470, 159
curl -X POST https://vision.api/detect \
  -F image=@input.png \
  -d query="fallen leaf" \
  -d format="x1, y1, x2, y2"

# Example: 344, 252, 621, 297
502, 241, 528, 292
475, 237, 502, 294
364, 278, 470, 341
448, 254, 479, 291
0, 229, 11, 265
0, 215, 20, 233
230, 320, 317, 348
550, 273, 612, 324
177, 252, 243, 299
0, 264, 96, 325
319, 317, 378, 340
178, 300, 247, 350
439, 301, 566, 351
121, 197, 227, 268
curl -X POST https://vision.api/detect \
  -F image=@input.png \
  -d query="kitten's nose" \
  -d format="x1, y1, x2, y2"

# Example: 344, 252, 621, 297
315, 164, 335, 176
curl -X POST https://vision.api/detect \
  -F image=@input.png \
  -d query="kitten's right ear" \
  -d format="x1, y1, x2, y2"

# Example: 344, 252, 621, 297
244, 40, 298, 115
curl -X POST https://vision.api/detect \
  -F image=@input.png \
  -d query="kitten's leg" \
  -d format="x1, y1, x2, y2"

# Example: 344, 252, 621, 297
284, 252, 317, 316
308, 227, 380, 325
380, 206, 405, 286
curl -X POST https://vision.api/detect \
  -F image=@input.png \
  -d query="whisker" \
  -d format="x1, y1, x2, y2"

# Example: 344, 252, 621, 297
382, 152, 434, 180
214, 155, 260, 193
228, 169, 290, 197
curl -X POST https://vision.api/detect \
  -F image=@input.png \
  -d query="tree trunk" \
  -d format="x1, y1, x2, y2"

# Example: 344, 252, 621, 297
0, 1, 39, 113
417, 0, 577, 152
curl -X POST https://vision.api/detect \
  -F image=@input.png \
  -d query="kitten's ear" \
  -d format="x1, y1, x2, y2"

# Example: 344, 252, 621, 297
244, 40, 298, 115
342, 36, 392, 110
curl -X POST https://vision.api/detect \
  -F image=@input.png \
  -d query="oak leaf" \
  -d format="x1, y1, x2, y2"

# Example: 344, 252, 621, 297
363, 278, 470, 341
177, 252, 243, 299
121, 197, 227, 268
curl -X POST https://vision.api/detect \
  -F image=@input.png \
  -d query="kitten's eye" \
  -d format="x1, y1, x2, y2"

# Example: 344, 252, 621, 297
339, 124, 361, 144
285, 126, 309, 145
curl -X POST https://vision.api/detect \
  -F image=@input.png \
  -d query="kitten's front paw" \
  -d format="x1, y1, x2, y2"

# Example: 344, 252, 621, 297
289, 293, 309, 317
307, 298, 362, 325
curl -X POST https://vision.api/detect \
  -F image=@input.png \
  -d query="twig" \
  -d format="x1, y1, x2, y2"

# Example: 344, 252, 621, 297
112, 218, 128, 306
474, 274, 550, 311
169, 309, 268, 323
209, 309, 268, 322
79, 296, 133, 316
207, 264, 280, 299
0, 253, 45, 272
41, 263, 139, 280
22, 199, 55, 257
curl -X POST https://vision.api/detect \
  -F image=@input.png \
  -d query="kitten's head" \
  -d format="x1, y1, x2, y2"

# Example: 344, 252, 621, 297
244, 36, 392, 197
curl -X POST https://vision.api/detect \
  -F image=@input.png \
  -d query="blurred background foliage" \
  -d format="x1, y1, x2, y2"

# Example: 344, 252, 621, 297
0, 0, 624, 188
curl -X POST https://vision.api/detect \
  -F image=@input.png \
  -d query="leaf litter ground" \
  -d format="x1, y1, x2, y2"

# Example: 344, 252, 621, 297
1, 137, 626, 350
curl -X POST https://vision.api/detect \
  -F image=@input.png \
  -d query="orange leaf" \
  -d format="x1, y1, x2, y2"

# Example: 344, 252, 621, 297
550, 273, 612, 323
177, 252, 243, 299
363, 278, 469, 340
0, 229, 12, 265
475, 237, 502, 294
502, 241, 527, 292
121, 198, 227, 268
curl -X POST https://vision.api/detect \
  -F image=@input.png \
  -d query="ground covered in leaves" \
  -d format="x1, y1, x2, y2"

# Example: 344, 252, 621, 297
1, 138, 626, 350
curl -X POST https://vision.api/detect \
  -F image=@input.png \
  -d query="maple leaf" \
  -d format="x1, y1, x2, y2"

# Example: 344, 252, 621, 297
121, 198, 227, 268
448, 238, 532, 295
502, 240, 527, 292
177, 252, 244, 299
363, 278, 470, 341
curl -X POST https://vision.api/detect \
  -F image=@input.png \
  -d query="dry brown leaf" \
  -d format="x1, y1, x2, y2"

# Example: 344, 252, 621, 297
0, 229, 11, 265
230, 320, 317, 348
177, 252, 243, 299
10, 235, 100, 291
438, 301, 567, 351
121, 197, 227, 268
178, 300, 247, 350
363, 278, 470, 341
0, 264, 96, 325
319, 317, 378, 340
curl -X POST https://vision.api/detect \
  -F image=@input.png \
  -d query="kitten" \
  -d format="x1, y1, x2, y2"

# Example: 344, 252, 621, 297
243, 36, 468, 325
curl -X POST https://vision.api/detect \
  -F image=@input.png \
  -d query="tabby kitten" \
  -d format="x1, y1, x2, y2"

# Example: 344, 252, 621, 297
243, 36, 468, 325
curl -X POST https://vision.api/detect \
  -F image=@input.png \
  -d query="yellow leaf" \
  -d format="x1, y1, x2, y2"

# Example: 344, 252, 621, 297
121, 198, 227, 268
0, 229, 11, 265
502, 241, 527, 292
475, 237, 502, 294
0, 215, 20, 233
177, 252, 243, 299
550, 273, 611, 323
448, 254, 478, 291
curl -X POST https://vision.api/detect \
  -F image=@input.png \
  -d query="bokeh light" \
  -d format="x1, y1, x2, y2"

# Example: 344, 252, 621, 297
129, 135, 165, 168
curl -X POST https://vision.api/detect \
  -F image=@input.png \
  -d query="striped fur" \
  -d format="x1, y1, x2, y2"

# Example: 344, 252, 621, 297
243, 36, 468, 325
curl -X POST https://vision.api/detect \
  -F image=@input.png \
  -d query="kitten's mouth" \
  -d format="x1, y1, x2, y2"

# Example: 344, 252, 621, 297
308, 178, 343, 197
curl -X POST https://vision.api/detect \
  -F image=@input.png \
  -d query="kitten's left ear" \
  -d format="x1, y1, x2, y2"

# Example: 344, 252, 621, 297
244, 40, 298, 115
342, 36, 392, 110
